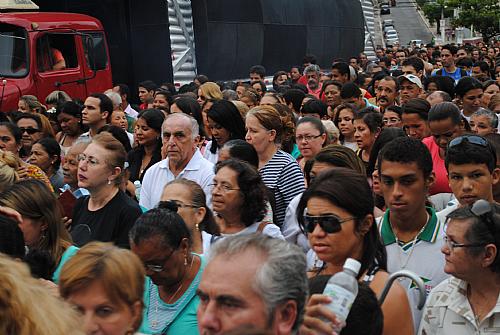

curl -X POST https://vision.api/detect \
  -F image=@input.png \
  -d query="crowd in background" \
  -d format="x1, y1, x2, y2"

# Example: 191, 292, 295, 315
0, 39, 500, 335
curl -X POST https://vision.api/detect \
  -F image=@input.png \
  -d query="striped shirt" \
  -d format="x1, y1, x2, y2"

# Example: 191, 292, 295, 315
259, 150, 305, 227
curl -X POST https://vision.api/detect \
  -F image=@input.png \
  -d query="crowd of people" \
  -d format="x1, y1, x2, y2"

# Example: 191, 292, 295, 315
0, 40, 500, 335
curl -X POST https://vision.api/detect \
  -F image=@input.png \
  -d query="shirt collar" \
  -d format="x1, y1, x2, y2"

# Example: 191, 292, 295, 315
380, 207, 440, 245
160, 149, 204, 171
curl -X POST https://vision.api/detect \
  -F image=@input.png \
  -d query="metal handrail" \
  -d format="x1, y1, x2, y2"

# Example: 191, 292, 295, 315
378, 269, 427, 310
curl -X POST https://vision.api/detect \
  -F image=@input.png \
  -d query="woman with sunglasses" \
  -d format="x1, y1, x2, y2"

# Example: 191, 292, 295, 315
160, 178, 219, 254
130, 207, 204, 335
419, 201, 500, 334
14, 113, 47, 160
298, 168, 413, 335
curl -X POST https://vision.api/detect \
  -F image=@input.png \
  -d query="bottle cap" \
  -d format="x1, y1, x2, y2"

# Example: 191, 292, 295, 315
343, 258, 361, 275
133, 180, 141, 187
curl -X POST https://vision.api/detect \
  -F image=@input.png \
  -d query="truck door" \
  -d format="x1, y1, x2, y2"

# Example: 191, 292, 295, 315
34, 33, 87, 103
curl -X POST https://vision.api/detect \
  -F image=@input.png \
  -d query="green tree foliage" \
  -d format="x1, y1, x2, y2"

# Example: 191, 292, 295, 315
445, 0, 500, 41
422, 1, 453, 33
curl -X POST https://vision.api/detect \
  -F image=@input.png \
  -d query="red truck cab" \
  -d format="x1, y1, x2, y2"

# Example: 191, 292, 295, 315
0, 12, 112, 112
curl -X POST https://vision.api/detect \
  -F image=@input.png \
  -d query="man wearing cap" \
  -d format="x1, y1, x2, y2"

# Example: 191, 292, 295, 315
399, 74, 423, 105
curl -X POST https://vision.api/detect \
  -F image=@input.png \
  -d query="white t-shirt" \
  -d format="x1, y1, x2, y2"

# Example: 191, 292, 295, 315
377, 207, 449, 331
139, 149, 214, 210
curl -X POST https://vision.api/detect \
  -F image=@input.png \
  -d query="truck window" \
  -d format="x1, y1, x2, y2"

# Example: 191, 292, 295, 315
0, 23, 28, 77
37, 34, 78, 72
83, 32, 108, 71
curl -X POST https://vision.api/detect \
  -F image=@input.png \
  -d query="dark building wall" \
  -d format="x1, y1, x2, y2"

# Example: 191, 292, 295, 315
35, 0, 364, 84
191, 0, 364, 80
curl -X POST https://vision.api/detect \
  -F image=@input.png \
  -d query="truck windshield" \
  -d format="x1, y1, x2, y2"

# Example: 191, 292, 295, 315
0, 24, 28, 77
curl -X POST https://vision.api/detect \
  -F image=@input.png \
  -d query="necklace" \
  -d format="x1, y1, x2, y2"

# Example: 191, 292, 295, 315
150, 255, 195, 329
389, 212, 429, 271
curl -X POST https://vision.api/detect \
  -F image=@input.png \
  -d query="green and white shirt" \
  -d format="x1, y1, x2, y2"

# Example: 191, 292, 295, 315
377, 207, 449, 331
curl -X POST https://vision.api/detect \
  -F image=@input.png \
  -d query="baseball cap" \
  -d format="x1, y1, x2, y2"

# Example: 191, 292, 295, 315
398, 74, 422, 89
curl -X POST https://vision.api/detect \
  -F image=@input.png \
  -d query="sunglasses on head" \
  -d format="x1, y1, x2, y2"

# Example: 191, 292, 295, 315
303, 214, 355, 234
448, 135, 488, 149
19, 127, 40, 135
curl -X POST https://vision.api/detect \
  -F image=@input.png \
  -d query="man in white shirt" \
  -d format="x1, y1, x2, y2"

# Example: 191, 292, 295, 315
79, 93, 112, 141
140, 113, 214, 209
376, 137, 448, 331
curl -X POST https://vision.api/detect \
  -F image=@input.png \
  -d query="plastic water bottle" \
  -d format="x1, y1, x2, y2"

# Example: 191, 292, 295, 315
322, 258, 361, 333
134, 180, 141, 202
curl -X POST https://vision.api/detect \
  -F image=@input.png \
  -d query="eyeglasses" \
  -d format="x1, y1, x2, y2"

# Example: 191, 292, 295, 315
158, 200, 199, 212
443, 235, 486, 250
19, 127, 40, 135
210, 182, 240, 193
448, 135, 488, 149
295, 134, 322, 142
383, 117, 400, 124
303, 214, 355, 234
77, 153, 100, 166
143, 248, 176, 273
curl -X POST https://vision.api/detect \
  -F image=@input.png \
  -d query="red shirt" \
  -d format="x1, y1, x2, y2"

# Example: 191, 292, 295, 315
423, 136, 452, 195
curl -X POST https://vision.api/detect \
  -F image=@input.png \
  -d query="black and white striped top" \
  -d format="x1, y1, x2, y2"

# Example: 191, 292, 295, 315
259, 150, 305, 227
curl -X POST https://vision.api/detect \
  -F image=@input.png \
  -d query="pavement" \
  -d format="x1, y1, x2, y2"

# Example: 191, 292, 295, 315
379, 0, 434, 46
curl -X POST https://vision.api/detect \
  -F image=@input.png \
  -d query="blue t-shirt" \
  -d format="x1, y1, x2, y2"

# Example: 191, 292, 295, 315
432, 67, 467, 83
52, 245, 79, 283
139, 254, 205, 335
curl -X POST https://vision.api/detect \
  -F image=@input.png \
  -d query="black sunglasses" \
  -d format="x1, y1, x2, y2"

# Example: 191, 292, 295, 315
19, 127, 41, 135
303, 214, 355, 234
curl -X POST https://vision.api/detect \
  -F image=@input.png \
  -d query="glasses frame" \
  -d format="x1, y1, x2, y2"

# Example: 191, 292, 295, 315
210, 182, 240, 193
144, 248, 176, 273
19, 127, 41, 135
295, 134, 322, 142
443, 235, 486, 250
77, 153, 100, 166
303, 214, 356, 234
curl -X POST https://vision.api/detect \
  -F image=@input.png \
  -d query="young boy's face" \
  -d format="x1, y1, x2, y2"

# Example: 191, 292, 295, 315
470, 114, 496, 137
448, 162, 500, 206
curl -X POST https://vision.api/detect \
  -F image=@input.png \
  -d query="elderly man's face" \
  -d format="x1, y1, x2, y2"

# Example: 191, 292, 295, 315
197, 250, 280, 334
162, 115, 197, 168
306, 71, 319, 89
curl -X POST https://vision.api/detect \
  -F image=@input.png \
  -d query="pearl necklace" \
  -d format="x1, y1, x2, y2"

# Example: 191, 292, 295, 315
150, 255, 195, 329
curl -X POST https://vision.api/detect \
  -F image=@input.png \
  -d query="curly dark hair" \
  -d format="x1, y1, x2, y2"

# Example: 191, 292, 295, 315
215, 159, 267, 227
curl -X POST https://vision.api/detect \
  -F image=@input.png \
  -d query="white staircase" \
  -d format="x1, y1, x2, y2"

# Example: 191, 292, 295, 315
360, 0, 377, 61
167, 0, 197, 85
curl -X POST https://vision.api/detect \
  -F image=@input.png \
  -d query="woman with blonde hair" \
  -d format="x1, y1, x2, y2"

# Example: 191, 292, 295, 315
18, 94, 47, 114
0, 254, 84, 335
0, 149, 19, 192
245, 104, 305, 227
197, 82, 223, 138
60, 242, 145, 335
0, 179, 77, 282
0, 122, 53, 190
71, 132, 141, 248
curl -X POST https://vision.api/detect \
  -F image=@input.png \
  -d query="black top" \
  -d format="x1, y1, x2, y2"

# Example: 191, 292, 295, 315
127, 145, 162, 182
71, 190, 142, 248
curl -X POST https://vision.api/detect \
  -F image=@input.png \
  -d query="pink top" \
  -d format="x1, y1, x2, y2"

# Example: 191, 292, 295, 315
423, 136, 452, 195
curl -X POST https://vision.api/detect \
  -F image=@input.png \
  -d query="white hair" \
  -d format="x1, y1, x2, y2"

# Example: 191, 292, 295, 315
209, 234, 308, 331
163, 112, 199, 139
